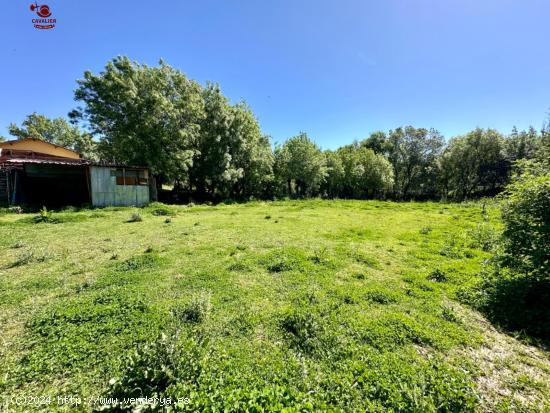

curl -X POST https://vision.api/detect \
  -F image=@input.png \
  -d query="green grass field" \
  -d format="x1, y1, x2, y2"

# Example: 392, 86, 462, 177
0, 200, 548, 412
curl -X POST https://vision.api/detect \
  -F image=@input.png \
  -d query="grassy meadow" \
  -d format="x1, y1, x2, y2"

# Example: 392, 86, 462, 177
0, 200, 548, 412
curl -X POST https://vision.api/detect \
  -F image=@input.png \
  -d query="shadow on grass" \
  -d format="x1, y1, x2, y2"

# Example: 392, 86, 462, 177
475, 275, 550, 347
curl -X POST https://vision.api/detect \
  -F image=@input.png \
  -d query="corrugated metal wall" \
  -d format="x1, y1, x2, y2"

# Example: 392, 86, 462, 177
90, 166, 150, 207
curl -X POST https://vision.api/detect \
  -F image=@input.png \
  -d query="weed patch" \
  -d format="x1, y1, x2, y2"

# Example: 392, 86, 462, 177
364, 289, 399, 305
117, 253, 161, 272
467, 223, 498, 252
279, 308, 333, 356
18, 288, 153, 380
428, 269, 448, 283
172, 291, 212, 324
262, 248, 310, 273
362, 316, 432, 350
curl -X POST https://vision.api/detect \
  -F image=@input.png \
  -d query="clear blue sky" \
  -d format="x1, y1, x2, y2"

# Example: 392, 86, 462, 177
1, 0, 549, 149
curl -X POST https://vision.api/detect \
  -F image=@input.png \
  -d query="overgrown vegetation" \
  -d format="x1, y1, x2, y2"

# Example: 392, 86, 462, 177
1, 200, 548, 411
462, 140, 550, 342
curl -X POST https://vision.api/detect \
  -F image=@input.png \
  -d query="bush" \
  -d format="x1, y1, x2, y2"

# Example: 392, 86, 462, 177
468, 170, 550, 341
364, 289, 399, 305
117, 254, 160, 272
500, 172, 550, 278
11, 240, 26, 249
419, 226, 432, 235
147, 202, 176, 216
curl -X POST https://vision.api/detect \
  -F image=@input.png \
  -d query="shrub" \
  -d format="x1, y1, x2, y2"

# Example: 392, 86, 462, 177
354, 354, 478, 412
468, 170, 550, 341
10, 250, 35, 267
440, 305, 460, 323
439, 234, 463, 258
117, 254, 160, 272
467, 268, 550, 340
362, 316, 432, 350
11, 240, 26, 249
419, 226, 432, 235
263, 248, 309, 273
308, 247, 333, 266
148, 202, 175, 216
500, 172, 550, 278
9, 249, 52, 268
353, 272, 366, 280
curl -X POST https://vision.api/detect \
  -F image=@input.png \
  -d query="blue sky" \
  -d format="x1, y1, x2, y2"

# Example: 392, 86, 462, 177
1, 0, 549, 149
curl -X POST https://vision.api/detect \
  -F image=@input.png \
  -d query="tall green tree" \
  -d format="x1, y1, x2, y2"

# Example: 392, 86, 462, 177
70, 57, 205, 184
385, 126, 444, 199
335, 143, 393, 198
188, 83, 274, 199
504, 126, 541, 164
227, 111, 274, 199
188, 83, 237, 196
274, 133, 327, 197
322, 150, 345, 198
361, 131, 389, 155
438, 128, 507, 200
8, 113, 96, 159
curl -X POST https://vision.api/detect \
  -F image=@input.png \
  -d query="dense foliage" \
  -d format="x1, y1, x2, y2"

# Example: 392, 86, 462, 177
463, 135, 550, 341
70, 57, 205, 184
274, 133, 327, 197
322, 143, 393, 198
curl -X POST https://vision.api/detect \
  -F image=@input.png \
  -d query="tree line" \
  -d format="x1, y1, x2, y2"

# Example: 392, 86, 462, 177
4, 56, 548, 202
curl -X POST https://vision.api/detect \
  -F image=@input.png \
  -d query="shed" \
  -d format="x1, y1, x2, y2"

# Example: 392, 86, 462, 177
0, 138, 152, 207
89, 165, 150, 207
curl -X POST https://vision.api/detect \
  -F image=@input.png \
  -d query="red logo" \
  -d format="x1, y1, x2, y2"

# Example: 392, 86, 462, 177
30, 2, 56, 29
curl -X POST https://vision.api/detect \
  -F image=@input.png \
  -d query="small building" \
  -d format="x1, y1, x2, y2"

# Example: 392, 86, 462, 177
0, 138, 152, 207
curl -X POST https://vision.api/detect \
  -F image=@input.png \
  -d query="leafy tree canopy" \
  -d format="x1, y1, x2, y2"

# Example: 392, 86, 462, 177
8, 113, 96, 159
275, 133, 327, 197
70, 56, 205, 182
384, 126, 444, 199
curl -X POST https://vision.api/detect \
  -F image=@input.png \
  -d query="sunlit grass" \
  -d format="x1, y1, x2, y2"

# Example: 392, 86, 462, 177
0, 200, 547, 412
